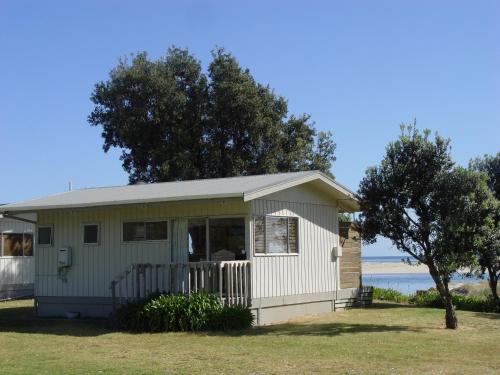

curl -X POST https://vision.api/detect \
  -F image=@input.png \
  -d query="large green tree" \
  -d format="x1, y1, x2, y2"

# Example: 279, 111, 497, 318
469, 153, 500, 307
356, 125, 495, 329
89, 47, 336, 182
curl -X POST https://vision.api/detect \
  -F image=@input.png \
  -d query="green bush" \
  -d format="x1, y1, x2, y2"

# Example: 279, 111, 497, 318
409, 290, 497, 313
372, 287, 409, 303
116, 292, 254, 332
213, 304, 255, 331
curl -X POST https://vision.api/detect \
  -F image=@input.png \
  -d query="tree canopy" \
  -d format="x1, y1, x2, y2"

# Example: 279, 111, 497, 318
469, 153, 500, 307
89, 47, 336, 183
356, 124, 496, 328
470, 152, 500, 199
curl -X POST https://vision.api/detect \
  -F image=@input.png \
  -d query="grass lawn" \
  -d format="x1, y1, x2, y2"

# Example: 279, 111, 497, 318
0, 300, 498, 374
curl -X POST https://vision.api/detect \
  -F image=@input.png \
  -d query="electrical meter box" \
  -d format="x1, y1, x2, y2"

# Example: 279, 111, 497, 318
58, 247, 72, 267
332, 245, 342, 259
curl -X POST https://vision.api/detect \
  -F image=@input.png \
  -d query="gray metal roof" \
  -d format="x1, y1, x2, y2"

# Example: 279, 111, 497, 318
0, 171, 359, 212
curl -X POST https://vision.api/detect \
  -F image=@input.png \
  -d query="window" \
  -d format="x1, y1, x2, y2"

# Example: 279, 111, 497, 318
254, 215, 298, 255
146, 221, 168, 240
123, 221, 168, 242
188, 217, 246, 262
38, 226, 53, 246
83, 224, 99, 245
188, 219, 207, 261
1, 232, 33, 256
209, 218, 246, 260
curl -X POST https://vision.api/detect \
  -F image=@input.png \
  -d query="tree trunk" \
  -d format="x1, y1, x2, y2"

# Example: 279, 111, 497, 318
487, 268, 499, 309
443, 289, 458, 329
428, 264, 458, 329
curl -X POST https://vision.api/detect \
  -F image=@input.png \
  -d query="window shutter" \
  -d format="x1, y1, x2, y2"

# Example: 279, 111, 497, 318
288, 217, 298, 253
254, 216, 265, 253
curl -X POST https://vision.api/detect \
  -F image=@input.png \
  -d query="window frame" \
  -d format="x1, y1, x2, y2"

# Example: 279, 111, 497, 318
187, 215, 248, 262
253, 215, 299, 256
121, 220, 169, 243
37, 225, 54, 247
0, 230, 34, 257
82, 223, 100, 246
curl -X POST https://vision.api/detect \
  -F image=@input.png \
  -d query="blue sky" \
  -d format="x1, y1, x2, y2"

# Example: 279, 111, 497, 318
1, 1, 499, 256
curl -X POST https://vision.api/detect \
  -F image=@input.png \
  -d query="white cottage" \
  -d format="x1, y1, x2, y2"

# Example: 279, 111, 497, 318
0, 171, 367, 324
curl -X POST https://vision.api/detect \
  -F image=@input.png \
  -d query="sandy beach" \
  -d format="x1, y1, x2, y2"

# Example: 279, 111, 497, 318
362, 262, 429, 274
363, 261, 471, 276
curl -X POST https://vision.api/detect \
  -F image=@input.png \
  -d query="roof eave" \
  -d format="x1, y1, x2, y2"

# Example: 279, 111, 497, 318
0, 192, 244, 213
243, 171, 359, 211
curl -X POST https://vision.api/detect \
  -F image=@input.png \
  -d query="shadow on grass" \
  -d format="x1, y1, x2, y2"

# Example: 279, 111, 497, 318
226, 322, 419, 338
0, 300, 422, 338
0, 305, 417, 338
0, 305, 110, 337
472, 311, 500, 320
367, 302, 414, 309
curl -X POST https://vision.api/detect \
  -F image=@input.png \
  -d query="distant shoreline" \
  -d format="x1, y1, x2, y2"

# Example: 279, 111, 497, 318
362, 261, 429, 274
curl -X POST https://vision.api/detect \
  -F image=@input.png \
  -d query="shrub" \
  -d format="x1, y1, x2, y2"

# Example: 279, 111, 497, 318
409, 290, 498, 313
410, 290, 442, 308
116, 292, 254, 332
212, 304, 255, 331
372, 287, 409, 303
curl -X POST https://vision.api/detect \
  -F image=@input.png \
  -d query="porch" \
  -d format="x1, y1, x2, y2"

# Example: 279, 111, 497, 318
110, 260, 251, 312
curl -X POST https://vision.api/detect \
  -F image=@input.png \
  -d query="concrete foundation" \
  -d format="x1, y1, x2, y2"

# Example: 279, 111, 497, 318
35, 288, 373, 323
36, 296, 113, 318
0, 283, 34, 300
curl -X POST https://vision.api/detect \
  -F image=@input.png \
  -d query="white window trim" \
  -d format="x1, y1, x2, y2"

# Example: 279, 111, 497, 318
37, 225, 54, 247
121, 220, 170, 243
83, 223, 101, 246
253, 215, 299, 256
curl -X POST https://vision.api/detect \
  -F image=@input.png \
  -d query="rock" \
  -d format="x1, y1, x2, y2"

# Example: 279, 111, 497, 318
451, 286, 469, 295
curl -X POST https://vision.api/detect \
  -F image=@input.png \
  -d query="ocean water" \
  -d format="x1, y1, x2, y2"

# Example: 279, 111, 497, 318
362, 256, 415, 264
362, 256, 480, 295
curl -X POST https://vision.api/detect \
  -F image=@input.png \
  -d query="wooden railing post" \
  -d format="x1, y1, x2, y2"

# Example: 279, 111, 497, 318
243, 262, 248, 307
136, 265, 141, 300
218, 263, 223, 302
148, 264, 153, 295
111, 280, 116, 313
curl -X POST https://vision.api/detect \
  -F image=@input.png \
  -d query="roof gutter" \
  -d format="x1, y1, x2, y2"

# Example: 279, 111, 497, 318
0, 213, 37, 224
0, 192, 244, 213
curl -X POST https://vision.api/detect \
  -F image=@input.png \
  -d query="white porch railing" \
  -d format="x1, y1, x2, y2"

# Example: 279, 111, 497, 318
110, 260, 251, 312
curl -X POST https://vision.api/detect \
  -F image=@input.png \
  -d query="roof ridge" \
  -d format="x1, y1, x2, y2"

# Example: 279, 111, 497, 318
71, 170, 316, 192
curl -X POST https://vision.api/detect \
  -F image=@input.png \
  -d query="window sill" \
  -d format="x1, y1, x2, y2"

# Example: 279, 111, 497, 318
253, 253, 299, 257
121, 240, 169, 244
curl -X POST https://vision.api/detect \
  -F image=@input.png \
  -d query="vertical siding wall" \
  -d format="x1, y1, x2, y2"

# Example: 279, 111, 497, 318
0, 218, 35, 287
36, 199, 247, 298
0, 257, 34, 286
251, 184, 339, 299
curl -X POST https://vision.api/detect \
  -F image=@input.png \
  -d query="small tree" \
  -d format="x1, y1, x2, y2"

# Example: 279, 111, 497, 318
356, 124, 494, 329
469, 153, 500, 306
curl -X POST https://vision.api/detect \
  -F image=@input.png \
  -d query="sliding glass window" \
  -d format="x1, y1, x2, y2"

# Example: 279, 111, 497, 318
187, 218, 246, 262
